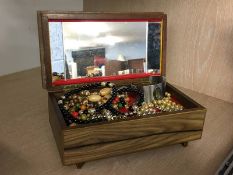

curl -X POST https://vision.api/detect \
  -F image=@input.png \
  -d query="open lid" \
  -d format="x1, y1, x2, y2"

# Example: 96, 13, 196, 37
37, 11, 167, 91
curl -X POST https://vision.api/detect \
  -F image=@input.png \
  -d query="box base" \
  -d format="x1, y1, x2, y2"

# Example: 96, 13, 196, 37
48, 83, 206, 167
62, 130, 201, 165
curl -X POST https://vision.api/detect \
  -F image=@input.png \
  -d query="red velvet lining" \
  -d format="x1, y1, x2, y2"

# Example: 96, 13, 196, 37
52, 73, 160, 86
48, 19, 162, 22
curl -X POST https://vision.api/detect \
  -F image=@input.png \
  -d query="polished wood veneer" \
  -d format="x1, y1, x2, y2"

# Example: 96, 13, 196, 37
48, 83, 206, 166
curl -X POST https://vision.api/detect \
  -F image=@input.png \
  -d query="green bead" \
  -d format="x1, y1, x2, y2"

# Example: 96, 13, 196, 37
118, 103, 123, 108
75, 104, 80, 110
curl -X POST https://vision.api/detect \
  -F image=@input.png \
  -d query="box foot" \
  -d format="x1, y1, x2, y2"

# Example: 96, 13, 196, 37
181, 142, 188, 147
76, 162, 85, 169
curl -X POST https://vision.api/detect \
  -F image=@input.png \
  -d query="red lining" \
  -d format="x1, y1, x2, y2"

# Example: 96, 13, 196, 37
52, 73, 160, 86
48, 19, 162, 22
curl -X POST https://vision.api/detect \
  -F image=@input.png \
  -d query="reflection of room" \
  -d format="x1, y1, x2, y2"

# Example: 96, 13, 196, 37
63, 22, 147, 78
49, 22, 148, 79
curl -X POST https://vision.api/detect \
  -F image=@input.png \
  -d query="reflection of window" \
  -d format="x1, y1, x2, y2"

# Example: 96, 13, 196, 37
147, 22, 161, 70
49, 22, 65, 74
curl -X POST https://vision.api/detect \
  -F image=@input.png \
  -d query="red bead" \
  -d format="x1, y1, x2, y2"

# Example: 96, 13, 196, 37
119, 107, 128, 113
113, 97, 120, 104
114, 97, 119, 102
155, 108, 161, 112
71, 111, 79, 118
125, 97, 130, 102
127, 96, 135, 105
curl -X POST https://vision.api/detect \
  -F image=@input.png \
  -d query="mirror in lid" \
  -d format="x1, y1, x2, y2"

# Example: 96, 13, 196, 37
47, 18, 165, 87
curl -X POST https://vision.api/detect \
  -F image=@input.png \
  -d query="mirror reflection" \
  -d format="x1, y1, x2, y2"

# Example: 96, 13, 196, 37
49, 21, 162, 82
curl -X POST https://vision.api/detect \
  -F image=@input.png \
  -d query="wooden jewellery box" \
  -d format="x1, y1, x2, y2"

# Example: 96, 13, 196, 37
37, 11, 206, 168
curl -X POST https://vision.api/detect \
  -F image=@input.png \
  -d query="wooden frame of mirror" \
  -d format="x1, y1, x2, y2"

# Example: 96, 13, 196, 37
37, 11, 167, 91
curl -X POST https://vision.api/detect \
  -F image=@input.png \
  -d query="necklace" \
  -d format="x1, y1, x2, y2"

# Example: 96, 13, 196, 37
57, 82, 183, 127
58, 82, 116, 125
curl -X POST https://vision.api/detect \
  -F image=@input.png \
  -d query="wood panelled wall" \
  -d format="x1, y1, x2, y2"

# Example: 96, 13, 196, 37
84, 0, 233, 103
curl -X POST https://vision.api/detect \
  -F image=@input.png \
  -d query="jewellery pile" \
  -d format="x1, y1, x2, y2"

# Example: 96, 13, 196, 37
136, 92, 184, 116
109, 86, 144, 115
57, 82, 184, 127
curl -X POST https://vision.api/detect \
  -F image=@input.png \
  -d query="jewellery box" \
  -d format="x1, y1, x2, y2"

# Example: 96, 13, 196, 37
37, 11, 206, 168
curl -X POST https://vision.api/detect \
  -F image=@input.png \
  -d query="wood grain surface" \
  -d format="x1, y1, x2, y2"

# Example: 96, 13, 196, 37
47, 71, 206, 164
63, 110, 205, 149
37, 11, 167, 92
0, 68, 233, 175
84, 0, 233, 103
48, 95, 64, 158
48, 82, 206, 150
63, 131, 202, 165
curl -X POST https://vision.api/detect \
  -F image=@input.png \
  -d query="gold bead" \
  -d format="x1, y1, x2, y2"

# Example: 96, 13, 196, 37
137, 111, 143, 116
81, 114, 87, 120
177, 104, 183, 110
100, 88, 112, 96
148, 103, 154, 108
165, 92, 171, 97
152, 100, 157, 105
162, 100, 167, 105
160, 104, 165, 110
77, 96, 82, 102
63, 104, 69, 110
101, 98, 108, 103
174, 105, 179, 111
82, 99, 88, 105
140, 108, 145, 112
84, 90, 91, 96
69, 102, 75, 107
143, 105, 149, 110
104, 94, 111, 100
166, 102, 171, 107
80, 105, 87, 110
164, 107, 170, 112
